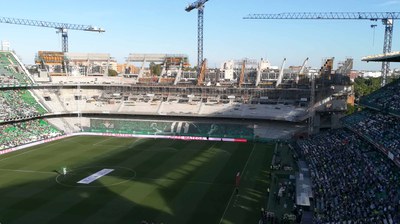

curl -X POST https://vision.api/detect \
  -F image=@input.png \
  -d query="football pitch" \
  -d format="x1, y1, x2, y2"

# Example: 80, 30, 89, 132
0, 136, 274, 224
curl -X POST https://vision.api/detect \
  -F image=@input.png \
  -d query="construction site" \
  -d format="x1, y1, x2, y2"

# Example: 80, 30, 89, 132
0, 1, 400, 223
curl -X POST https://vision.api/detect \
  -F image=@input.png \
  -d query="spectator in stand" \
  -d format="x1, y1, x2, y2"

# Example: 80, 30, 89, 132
362, 78, 400, 115
0, 119, 63, 150
0, 90, 47, 121
342, 109, 400, 163
297, 129, 400, 223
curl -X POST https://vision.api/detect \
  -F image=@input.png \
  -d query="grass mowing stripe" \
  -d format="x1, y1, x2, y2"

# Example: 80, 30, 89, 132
0, 136, 273, 224
162, 142, 240, 224
47, 187, 119, 223
134, 177, 229, 186
0, 137, 72, 162
2, 176, 80, 223
10, 188, 95, 224
185, 142, 252, 223
1, 137, 131, 174
92, 136, 112, 146
219, 143, 256, 224
82, 187, 141, 224
219, 143, 274, 224
132, 141, 207, 180
113, 179, 174, 223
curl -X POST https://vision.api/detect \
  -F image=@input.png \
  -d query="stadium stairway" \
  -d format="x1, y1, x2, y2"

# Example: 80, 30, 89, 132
117, 101, 124, 112
156, 101, 164, 114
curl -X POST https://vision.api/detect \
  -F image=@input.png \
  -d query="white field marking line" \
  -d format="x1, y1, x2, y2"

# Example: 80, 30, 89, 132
92, 137, 114, 146
129, 138, 142, 145
63, 138, 86, 146
208, 142, 218, 150
92, 137, 140, 148
0, 168, 55, 175
219, 144, 256, 224
0, 138, 70, 162
209, 142, 232, 156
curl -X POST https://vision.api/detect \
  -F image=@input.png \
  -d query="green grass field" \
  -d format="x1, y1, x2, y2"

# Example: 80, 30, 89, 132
0, 136, 274, 224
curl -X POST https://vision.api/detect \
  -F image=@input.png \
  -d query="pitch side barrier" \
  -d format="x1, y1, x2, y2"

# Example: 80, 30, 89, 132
0, 132, 247, 156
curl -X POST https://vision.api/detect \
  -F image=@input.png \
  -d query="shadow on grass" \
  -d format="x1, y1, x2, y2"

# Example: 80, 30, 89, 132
0, 136, 266, 224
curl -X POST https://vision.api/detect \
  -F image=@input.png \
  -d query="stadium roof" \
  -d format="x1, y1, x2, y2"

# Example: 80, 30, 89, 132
362, 51, 400, 62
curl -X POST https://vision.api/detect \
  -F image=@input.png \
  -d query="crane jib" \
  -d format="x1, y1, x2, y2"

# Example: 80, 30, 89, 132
0, 16, 104, 52
243, 12, 400, 20
0, 16, 103, 31
243, 11, 399, 86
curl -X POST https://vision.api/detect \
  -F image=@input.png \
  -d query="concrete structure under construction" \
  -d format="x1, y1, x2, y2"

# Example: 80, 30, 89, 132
35, 51, 116, 77
126, 53, 193, 85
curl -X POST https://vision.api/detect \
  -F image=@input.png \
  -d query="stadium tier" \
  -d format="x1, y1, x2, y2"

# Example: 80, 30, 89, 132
0, 119, 63, 150
342, 110, 400, 165
360, 78, 400, 116
0, 50, 399, 224
0, 51, 33, 86
31, 88, 309, 122
86, 118, 255, 139
297, 129, 400, 223
0, 89, 47, 121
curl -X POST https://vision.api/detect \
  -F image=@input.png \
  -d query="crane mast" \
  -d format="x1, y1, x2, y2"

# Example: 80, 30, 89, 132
244, 12, 400, 86
186, 0, 209, 76
382, 18, 393, 86
239, 60, 246, 88
0, 16, 105, 52
197, 59, 207, 86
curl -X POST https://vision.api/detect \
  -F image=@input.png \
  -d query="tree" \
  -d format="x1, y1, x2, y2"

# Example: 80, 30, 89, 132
346, 103, 356, 115
149, 62, 162, 76
108, 69, 118, 76
353, 77, 381, 99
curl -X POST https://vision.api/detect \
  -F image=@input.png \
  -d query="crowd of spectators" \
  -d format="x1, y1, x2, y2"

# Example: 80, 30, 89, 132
0, 89, 47, 121
342, 109, 400, 164
0, 119, 63, 150
361, 78, 400, 115
0, 52, 32, 85
297, 129, 400, 223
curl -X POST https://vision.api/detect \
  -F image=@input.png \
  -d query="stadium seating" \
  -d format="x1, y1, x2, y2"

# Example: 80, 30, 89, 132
0, 89, 47, 121
0, 119, 63, 150
361, 78, 400, 116
297, 129, 400, 223
0, 52, 32, 85
342, 110, 400, 164
86, 118, 255, 138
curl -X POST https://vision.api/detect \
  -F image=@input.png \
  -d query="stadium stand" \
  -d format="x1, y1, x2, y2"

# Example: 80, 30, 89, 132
297, 129, 400, 223
0, 89, 47, 121
0, 119, 63, 150
33, 87, 308, 121
0, 52, 32, 85
342, 110, 400, 165
360, 78, 400, 116
85, 118, 255, 139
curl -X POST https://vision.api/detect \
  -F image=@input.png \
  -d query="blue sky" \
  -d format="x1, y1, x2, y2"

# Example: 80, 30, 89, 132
0, 0, 399, 70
